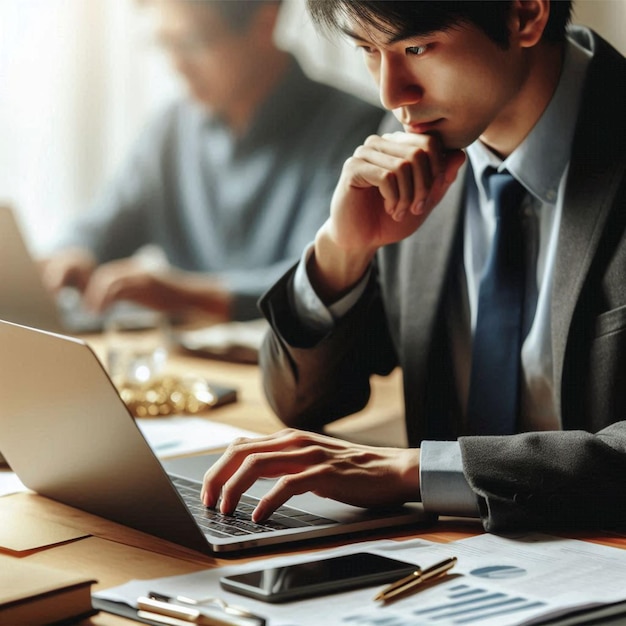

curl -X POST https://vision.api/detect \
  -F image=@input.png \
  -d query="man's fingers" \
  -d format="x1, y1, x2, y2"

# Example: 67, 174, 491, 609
345, 133, 446, 221
420, 149, 467, 214
201, 429, 421, 522
201, 430, 321, 506
201, 434, 274, 506
251, 464, 335, 521
40, 253, 95, 293
218, 445, 331, 514
344, 156, 425, 221
83, 261, 159, 311
408, 149, 434, 215
201, 430, 346, 508
379, 132, 445, 181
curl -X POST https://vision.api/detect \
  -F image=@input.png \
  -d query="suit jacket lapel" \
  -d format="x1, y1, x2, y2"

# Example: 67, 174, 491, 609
552, 32, 626, 426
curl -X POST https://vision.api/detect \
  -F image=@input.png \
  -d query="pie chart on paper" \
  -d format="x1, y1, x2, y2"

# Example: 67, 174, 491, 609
469, 565, 527, 579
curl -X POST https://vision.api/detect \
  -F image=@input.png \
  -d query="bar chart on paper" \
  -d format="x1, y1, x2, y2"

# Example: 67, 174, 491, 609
334, 532, 626, 626
341, 581, 547, 625
92, 534, 626, 626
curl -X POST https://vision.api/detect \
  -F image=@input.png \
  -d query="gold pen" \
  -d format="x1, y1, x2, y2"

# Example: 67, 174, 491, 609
374, 556, 457, 602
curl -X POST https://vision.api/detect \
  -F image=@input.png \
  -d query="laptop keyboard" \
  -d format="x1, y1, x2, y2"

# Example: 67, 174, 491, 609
170, 476, 334, 538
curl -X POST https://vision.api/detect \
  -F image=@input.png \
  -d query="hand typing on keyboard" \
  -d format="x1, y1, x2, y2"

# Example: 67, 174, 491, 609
200, 429, 420, 522
172, 476, 332, 538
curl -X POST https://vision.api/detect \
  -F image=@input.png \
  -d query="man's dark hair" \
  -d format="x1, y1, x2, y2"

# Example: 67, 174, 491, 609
307, 1, 572, 48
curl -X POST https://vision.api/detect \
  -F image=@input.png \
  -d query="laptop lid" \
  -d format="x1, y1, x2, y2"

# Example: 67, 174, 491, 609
0, 320, 432, 554
0, 205, 65, 333
0, 205, 138, 334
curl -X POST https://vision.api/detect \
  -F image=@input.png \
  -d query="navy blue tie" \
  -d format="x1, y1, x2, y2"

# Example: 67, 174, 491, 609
466, 170, 526, 435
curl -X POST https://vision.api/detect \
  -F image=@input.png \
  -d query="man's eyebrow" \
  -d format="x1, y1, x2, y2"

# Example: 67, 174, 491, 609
340, 25, 433, 46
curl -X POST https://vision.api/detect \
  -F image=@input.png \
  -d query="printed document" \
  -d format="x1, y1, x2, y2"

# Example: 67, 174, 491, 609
95, 533, 626, 625
136, 417, 259, 458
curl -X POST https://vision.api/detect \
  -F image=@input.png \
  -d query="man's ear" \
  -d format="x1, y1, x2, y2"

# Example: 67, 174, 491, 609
511, 0, 550, 48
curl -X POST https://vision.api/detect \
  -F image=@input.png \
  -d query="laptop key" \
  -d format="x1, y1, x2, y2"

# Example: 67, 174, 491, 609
261, 517, 307, 529
172, 476, 333, 535
197, 525, 232, 538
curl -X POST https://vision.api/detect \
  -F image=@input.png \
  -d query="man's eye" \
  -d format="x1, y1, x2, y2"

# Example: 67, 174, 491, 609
406, 45, 428, 56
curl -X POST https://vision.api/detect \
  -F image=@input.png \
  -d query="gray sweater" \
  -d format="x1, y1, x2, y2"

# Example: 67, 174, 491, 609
55, 59, 384, 319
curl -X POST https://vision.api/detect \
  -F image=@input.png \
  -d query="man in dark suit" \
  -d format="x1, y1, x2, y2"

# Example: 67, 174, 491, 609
202, 1, 626, 532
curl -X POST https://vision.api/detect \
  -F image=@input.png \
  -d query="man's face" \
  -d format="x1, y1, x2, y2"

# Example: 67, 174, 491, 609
345, 16, 530, 151
154, 1, 258, 113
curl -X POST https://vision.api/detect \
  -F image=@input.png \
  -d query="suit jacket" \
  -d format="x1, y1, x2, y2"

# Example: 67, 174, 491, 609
259, 28, 626, 532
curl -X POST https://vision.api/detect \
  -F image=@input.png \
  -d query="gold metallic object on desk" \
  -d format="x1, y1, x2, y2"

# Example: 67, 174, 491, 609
117, 375, 219, 417
374, 556, 457, 602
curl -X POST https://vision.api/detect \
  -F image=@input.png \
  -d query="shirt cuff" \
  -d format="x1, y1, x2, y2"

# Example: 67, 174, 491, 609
420, 440, 481, 518
292, 243, 371, 333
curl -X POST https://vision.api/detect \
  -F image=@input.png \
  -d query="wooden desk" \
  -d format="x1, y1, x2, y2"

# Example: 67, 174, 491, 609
0, 341, 413, 624
85, 334, 407, 445
2, 343, 626, 624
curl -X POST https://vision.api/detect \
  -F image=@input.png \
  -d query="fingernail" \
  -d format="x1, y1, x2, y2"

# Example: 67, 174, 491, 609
252, 506, 265, 523
394, 210, 406, 222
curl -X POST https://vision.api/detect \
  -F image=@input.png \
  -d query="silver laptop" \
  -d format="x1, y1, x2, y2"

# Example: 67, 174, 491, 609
0, 320, 433, 554
0, 205, 111, 334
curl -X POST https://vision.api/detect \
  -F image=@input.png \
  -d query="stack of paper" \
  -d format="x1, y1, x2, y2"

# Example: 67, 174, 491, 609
94, 533, 626, 626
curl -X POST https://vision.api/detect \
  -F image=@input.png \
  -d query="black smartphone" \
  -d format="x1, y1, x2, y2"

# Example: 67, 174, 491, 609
219, 552, 416, 603
206, 381, 238, 408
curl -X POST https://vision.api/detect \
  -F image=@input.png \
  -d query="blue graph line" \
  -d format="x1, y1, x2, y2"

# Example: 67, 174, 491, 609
448, 589, 486, 600
411, 584, 547, 624
342, 583, 547, 625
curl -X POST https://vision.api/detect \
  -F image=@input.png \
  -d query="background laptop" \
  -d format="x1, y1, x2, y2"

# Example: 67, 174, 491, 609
0, 320, 433, 554
0, 204, 114, 334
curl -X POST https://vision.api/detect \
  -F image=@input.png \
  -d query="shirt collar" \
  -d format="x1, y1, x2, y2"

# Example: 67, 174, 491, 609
467, 38, 592, 205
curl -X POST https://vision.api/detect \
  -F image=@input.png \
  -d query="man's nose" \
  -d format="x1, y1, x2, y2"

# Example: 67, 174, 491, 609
378, 55, 423, 111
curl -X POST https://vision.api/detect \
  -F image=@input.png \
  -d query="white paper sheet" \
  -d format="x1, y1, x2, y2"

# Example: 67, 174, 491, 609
94, 533, 626, 626
175, 319, 269, 363
0, 471, 28, 497
135, 417, 261, 458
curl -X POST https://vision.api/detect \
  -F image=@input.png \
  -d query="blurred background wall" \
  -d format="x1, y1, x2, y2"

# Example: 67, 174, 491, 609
0, 0, 624, 252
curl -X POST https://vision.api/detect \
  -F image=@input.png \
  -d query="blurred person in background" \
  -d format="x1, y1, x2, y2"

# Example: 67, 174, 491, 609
40, 0, 384, 321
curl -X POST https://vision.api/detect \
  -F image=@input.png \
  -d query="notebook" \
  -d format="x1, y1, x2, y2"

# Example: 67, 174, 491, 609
0, 204, 116, 334
0, 320, 433, 554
